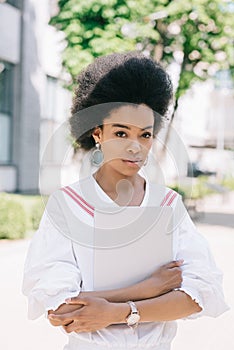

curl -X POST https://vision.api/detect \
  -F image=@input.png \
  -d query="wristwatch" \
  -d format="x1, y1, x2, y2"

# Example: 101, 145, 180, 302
126, 301, 140, 328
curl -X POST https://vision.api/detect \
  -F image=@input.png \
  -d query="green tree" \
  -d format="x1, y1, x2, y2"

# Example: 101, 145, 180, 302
50, 0, 162, 79
51, 0, 234, 144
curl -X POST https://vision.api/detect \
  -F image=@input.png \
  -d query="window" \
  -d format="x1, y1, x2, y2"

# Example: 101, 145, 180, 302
2, 0, 21, 8
0, 61, 13, 163
44, 76, 58, 120
42, 75, 71, 122
40, 75, 72, 163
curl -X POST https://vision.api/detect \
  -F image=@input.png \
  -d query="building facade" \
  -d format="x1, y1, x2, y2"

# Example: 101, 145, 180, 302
0, 0, 71, 194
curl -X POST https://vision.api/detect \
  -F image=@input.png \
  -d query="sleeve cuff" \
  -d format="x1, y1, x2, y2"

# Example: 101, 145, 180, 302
175, 286, 204, 319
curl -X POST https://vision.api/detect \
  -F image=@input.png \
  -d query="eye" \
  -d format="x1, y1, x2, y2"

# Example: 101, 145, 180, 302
115, 131, 127, 138
141, 132, 152, 139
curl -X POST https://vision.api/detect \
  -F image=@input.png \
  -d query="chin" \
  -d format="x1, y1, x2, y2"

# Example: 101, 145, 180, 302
116, 166, 141, 177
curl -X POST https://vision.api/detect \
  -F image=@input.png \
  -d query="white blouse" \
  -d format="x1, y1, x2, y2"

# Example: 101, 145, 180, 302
22, 175, 229, 350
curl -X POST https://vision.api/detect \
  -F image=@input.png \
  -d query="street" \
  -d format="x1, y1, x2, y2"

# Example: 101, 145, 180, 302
0, 192, 233, 350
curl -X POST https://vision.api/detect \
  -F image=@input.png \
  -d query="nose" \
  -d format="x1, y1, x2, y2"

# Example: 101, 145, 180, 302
126, 140, 141, 154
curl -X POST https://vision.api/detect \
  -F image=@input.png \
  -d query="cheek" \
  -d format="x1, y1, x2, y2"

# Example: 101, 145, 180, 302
140, 140, 153, 154
101, 139, 125, 161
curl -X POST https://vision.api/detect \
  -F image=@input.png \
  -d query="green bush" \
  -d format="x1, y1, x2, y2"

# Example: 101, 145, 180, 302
170, 176, 216, 201
0, 193, 48, 240
31, 198, 47, 230
170, 175, 234, 202
0, 194, 27, 239
221, 176, 234, 190
190, 176, 215, 199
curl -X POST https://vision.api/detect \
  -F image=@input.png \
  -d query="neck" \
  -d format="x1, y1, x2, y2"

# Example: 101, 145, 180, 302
93, 164, 145, 206
94, 165, 139, 191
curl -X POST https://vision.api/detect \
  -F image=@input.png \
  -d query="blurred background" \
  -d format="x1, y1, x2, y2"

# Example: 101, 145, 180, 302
0, 0, 233, 349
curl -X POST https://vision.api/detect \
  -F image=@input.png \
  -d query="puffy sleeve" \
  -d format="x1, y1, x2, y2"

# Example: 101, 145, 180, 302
21, 191, 82, 320
173, 196, 229, 319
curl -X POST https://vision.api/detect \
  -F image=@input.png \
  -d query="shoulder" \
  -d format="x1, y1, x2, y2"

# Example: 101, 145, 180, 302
147, 181, 181, 208
49, 176, 92, 200
161, 186, 180, 207
51, 177, 95, 218
60, 176, 93, 194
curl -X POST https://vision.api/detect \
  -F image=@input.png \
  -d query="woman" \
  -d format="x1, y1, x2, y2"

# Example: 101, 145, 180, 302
22, 52, 228, 350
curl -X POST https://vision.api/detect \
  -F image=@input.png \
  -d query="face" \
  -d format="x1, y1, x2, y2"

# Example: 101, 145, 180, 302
92, 104, 154, 176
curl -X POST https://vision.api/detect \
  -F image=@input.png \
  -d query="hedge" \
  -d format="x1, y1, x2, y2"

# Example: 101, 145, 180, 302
0, 193, 47, 240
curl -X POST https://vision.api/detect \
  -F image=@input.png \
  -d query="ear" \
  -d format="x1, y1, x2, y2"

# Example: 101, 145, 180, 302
92, 127, 103, 144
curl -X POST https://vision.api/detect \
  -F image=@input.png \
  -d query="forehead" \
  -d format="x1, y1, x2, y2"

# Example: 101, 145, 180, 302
103, 104, 154, 129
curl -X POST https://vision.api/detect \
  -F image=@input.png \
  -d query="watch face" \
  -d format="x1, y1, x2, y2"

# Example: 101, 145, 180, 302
127, 313, 140, 326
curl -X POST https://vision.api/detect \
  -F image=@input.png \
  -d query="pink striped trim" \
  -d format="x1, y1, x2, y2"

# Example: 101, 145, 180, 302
160, 189, 173, 206
66, 186, 94, 211
160, 190, 177, 207
61, 187, 94, 217
167, 192, 177, 206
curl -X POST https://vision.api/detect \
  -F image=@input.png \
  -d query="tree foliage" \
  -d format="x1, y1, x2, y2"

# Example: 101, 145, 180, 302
50, 0, 234, 132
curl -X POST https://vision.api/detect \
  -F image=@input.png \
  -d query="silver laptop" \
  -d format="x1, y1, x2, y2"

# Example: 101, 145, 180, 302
93, 206, 173, 290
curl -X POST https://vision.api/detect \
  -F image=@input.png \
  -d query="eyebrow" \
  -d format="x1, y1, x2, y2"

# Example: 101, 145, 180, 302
111, 123, 153, 131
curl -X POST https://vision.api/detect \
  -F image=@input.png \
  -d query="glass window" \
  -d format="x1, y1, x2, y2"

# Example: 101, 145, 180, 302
4, 1, 21, 8
0, 113, 11, 162
40, 76, 72, 163
44, 76, 58, 120
0, 61, 13, 163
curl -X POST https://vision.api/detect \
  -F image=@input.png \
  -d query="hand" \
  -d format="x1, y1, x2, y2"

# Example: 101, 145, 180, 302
48, 296, 128, 333
47, 302, 83, 327
146, 260, 184, 297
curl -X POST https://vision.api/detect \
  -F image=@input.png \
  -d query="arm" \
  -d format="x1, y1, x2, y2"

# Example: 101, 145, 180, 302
48, 290, 202, 333
79, 260, 183, 302
48, 259, 183, 326
173, 199, 229, 319
128, 290, 201, 322
22, 193, 82, 321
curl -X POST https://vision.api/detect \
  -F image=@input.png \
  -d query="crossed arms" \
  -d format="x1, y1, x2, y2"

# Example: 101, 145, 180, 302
47, 260, 202, 333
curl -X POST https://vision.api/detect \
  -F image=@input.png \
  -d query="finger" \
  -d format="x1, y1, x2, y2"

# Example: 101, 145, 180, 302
65, 296, 89, 305
75, 329, 94, 333
165, 260, 184, 268
64, 320, 81, 334
64, 295, 80, 304
62, 322, 73, 332
49, 306, 85, 322
48, 318, 64, 327
169, 266, 183, 274
49, 318, 73, 327
48, 312, 74, 322
61, 322, 74, 331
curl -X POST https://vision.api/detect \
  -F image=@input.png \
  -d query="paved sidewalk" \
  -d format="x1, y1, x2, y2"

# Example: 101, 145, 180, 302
172, 191, 234, 350
0, 192, 233, 350
0, 238, 67, 350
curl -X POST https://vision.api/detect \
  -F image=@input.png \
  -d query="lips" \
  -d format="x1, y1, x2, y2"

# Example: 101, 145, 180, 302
122, 159, 142, 163
122, 159, 142, 166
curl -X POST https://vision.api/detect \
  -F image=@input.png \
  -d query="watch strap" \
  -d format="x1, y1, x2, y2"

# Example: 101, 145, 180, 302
127, 301, 138, 314
126, 301, 140, 329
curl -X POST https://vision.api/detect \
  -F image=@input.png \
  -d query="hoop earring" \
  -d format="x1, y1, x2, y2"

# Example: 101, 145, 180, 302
144, 156, 148, 166
91, 143, 104, 166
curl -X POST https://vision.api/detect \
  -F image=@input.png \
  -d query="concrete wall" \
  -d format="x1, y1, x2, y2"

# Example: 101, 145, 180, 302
0, 4, 21, 64
0, 3, 21, 192
0, 0, 72, 194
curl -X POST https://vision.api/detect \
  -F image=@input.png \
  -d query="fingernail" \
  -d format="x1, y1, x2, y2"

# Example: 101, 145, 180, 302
65, 298, 71, 304
48, 314, 55, 318
178, 259, 184, 263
